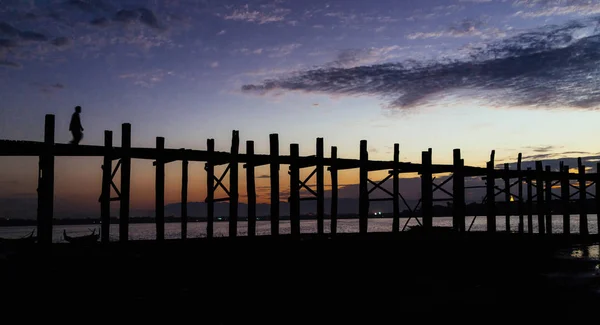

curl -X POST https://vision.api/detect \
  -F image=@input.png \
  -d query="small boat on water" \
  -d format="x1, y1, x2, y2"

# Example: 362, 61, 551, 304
0, 230, 37, 244
63, 229, 99, 244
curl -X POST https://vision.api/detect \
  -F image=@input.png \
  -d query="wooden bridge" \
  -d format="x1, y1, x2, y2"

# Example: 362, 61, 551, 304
1, 114, 599, 244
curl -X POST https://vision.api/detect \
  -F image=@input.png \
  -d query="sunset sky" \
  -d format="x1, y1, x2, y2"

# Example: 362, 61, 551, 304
2, 0, 600, 218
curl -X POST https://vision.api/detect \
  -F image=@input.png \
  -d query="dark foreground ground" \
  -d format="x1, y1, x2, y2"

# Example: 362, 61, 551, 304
1, 232, 599, 322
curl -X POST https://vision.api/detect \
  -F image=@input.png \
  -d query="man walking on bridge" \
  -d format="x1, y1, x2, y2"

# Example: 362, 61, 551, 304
69, 106, 84, 145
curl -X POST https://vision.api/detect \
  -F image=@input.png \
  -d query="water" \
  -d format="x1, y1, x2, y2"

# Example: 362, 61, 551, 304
0, 215, 598, 243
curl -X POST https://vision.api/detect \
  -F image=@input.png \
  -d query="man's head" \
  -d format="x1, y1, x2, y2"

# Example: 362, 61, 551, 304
75, 106, 81, 113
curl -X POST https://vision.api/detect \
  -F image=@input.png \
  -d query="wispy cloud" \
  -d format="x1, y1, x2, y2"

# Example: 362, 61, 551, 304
0, 60, 21, 68
217, 29, 226, 36
407, 17, 505, 40
210, 61, 219, 68
267, 43, 302, 58
223, 5, 290, 24
119, 69, 174, 88
514, 0, 600, 18
242, 16, 600, 110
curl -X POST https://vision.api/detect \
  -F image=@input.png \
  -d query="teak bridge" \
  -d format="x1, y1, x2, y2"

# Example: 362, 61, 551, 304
1, 114, 599, 244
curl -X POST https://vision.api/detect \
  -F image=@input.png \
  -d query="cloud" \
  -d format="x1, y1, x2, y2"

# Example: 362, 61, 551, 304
407, 17, 505, 40
51, 37, 71, 47
119, 69, 174, 88
114, 9, 138, 24
66, 0, 98, 12
90, 17, 109, 27
0, 22, 20, 37
267, 43, 301, 58
138, 7, 161, 29
52, 83, 65, 89
242, 16, 600, 110
210, 61, 219, 68
514, 0, 600, 18
0, 60, 21, 68
0, 38, 18, 49
224, 5, 290, 24
217, 29, 226, 36
19, 30, 47, 41
331, 46, 404, 68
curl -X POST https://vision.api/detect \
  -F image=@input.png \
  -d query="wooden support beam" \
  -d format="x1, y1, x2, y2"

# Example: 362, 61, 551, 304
229, 131, 239, 238
119, 123, 131, 242
527, 168, 533, 234
290, 143, 300, 237
504, 163, 511, 232
246, 141, 256, 237
206, 139, 215, 239
100, 130, 112, 243
392, 144, 400, 233
330, 146, 338, 235
578, 158, 588, 236
597, 163, 600, 235
453, 149, 465, 232
535, 162, 545, 235
545, 165, 552, 234
155, 137, 165, 241
421, 150, 433, 230
181, 159, 188, 240
37, 114, 55, 245
359, 140, 369, 234
486, 160, 496, 232
561, 164, 570, 235
270, 134, 280, 236
517, 154, 524, 234
316, 138, 324, 235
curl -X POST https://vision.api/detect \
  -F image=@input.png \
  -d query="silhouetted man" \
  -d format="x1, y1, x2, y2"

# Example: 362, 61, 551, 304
69, 106, 84, 145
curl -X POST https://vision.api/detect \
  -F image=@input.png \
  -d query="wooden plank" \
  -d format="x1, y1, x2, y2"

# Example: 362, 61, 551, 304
290, 143, 300, 237
359, 140, 369, 234
535, 161, 545, 235
330, 146, 338, 235
504, 163, 511, 232
421, 150, 433, 230
486, 156, 496, 233
270, 134, 280, 236
229, 131, 239, 238
316, 138, 324, 235
246, 141, 256, 237
181, 159, 188, 240
527, 168, 533, 234
578, 158, 588, 236
37, 114, 55, 245
453, 149, 465, 232
101, 131, 112, 243
119, 123, 131, 242
561, 164, 570, 235
156, 137, 165, 241
392, 144, 400, 233
545, 165, 552, 234
517, 153, 524, 234
206, 139, 215, 239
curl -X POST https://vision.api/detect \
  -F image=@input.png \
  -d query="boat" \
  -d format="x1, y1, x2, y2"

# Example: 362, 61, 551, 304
0, 229, 37, 245
63, 229, 99, 244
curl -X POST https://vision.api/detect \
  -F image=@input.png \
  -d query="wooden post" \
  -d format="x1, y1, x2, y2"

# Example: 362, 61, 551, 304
206, 139, 215, 239
596, 163, 600, 235
100, 130, 112, 243
290, 144, 300, 237
270, 134, 280, 236
535, 161, 545, 235
359, 140, 369, 234
517, 154, 524, 234
545, 165, 552, 234
119, 123, 131, 242
486, 151, 496, 233
392, 144, 400, 233
561, 164, 570, 235
578, 158, 588, 236
527, 168, 533, 234
246, 141, 256, 237
453, 149, 465, 232
229, 131, 239, 238
155, 137, 165, 241
181, 159, 188, 240
316, 138, 325, 235
330, 146, 338, 235
421, 150, 433, 230
504, 163, 511, 232
37, 114, 55, 245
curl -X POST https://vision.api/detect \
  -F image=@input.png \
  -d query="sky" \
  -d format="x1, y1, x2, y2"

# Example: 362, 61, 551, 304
2, 0, 600, 218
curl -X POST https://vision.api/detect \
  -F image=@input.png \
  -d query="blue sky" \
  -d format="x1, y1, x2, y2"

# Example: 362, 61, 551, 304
2, 0, 600, 217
